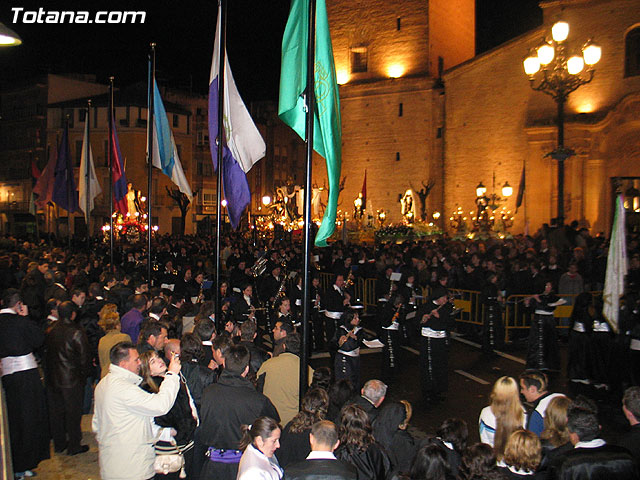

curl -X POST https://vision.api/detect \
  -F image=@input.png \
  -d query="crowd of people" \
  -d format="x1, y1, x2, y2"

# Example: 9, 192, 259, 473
0, 219, 640, 479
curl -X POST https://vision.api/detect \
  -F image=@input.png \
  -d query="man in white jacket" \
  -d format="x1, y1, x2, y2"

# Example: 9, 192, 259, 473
93, 341, 181, 480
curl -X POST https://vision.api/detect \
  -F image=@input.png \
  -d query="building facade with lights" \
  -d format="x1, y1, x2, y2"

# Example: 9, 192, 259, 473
444, 0, 640, 234
318, 0, 475, 224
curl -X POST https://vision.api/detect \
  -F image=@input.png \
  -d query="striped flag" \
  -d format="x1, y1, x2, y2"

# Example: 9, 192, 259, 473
602, 194, 627, 333
34, 144, 57, 210
152, 83, 192, 200
209, 3, 266, 229
79, 114, 102, 223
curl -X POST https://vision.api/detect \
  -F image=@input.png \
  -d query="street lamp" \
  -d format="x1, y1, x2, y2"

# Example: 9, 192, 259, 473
523, 20, 601, 226
0, 22, 22, 46
261, 195, 271, 206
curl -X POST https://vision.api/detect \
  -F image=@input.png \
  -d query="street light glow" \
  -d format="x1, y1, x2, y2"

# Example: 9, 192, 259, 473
583, 41, 602, 65
0, 22, 22, 46
387, 64, 405, 78
551, 21, 570, 42
567, 55, 585, 75
537, 42, 555, 65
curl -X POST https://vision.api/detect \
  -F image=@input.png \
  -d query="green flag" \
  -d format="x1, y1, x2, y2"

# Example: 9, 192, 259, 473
278, 0, 342, 247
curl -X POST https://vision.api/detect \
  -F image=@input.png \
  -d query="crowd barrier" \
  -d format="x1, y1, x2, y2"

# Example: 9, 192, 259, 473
316, 272, 602, 343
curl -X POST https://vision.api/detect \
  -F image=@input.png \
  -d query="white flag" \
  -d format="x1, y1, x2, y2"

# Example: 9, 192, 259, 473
602, 194, 627, 333
79, 116, 102, 223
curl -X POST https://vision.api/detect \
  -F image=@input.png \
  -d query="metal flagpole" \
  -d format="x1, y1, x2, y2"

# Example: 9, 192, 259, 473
108, 77, 115, 270
300, 0, 317, 406
215, 0, 227, 332
65, 114, 72, 251
147, 44, 156, 285
86, 100, 91, 250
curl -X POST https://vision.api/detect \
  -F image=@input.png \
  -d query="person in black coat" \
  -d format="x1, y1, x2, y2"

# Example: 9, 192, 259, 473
423, 417, 468, 478
179, 333, 217, 413
193, 345, 280, 480
285, 420, 357, 480
619, 387, 640, 466
44, 301, 91, 455
278, 388, 329, 468
335, 405, 391, 480
548, 396, 638, 480
372, 401, 416, 475
0, 289, 50, 477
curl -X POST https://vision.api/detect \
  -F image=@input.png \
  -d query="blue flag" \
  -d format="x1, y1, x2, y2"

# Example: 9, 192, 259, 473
52, 124, 79, 213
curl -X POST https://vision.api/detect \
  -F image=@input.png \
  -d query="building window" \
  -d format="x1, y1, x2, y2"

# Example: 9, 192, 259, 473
437, 127, 442, 138
396, 152, 400, 162
173, 115, 179, 128
79, 109, 86, 122
625, 27, 640, 77
397, 17, 401, 31
399, 103, 403, 117
75, 140, 83, 166
350, 46, 368, 73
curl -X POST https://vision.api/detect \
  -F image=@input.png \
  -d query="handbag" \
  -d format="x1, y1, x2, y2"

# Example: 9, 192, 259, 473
155, 440, 193, 478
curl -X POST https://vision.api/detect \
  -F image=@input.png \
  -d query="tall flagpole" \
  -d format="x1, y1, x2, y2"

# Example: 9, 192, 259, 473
300, 0, 316, 405
86, 100, 92, 250
108, 77, 115, 270
215, 0, 227, 332
65, 114, 72, 251
147, 43, 156, 285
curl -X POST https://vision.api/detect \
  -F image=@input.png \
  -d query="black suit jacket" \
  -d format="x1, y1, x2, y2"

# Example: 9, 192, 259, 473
285, 458, 357, 480
549, 444, 638, 480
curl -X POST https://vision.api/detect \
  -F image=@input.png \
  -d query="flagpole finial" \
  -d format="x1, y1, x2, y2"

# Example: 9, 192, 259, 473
109, 76, 114, 83
87, 99, 92, 107
150, 42, 156, 49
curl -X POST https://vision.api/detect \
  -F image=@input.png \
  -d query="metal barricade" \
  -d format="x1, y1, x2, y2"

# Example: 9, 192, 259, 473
448, 288, 483, 327
503, 292, 602, 342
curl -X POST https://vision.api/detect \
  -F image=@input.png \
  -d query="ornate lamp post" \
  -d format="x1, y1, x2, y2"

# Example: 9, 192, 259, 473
523, 21, 601, 226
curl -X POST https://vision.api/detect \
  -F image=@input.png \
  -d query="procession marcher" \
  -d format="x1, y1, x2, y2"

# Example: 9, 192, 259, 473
334, 310, 365, 388
92, 341, 182, 480
416, 287, 455, 403
0, 289, 50, 479
380, 294, 404, 385
480, 273, 504, 355
322, 274, 350, 361
524, 281, 566, 371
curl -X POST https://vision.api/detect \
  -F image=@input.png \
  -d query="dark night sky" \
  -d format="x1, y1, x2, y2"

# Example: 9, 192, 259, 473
0, 1, 542, 101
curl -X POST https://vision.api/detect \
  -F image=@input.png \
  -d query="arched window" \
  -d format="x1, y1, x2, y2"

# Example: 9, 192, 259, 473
625, 27, 640, 77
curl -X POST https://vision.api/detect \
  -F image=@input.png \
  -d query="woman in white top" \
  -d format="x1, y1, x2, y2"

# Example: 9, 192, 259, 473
478, 376, 525, 461
237, 416, 283, 480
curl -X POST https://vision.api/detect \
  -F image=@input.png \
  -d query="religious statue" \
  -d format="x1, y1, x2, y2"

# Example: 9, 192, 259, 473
126, 183, 141, 216
400, 189, 416, 224
411, 179, 435, 222
354, 193, 364, 219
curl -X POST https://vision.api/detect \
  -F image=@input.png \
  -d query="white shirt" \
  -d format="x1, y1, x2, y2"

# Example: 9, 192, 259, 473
237, 444, 283, 480
307, 451, 337, 460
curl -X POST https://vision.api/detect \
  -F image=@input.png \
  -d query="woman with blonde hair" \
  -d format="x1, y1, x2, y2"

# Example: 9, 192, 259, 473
478, 376, 525, 460
539, 395, 573, 471
97, 305, 130, 378
498, 429, 544, 479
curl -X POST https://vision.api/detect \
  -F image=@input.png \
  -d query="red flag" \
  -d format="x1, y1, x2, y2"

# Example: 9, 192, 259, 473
361, 169, 367, 207
31, 160, 41, 180
33, 145, 57, 209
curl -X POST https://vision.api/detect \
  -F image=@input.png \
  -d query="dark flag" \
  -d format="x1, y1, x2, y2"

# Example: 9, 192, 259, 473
110, 113, 129, 215
515, 164, 525, 213
52, 124, 79, 213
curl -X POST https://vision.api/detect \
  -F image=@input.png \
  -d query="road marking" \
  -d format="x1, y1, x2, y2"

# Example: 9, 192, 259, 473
450, 332, 526, 365
455, 369, 489, 385
403, 346, 420, 355
310, 348, 382, 360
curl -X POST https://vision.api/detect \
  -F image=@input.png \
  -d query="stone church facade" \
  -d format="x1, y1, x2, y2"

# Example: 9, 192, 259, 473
319, 0, 640, 234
